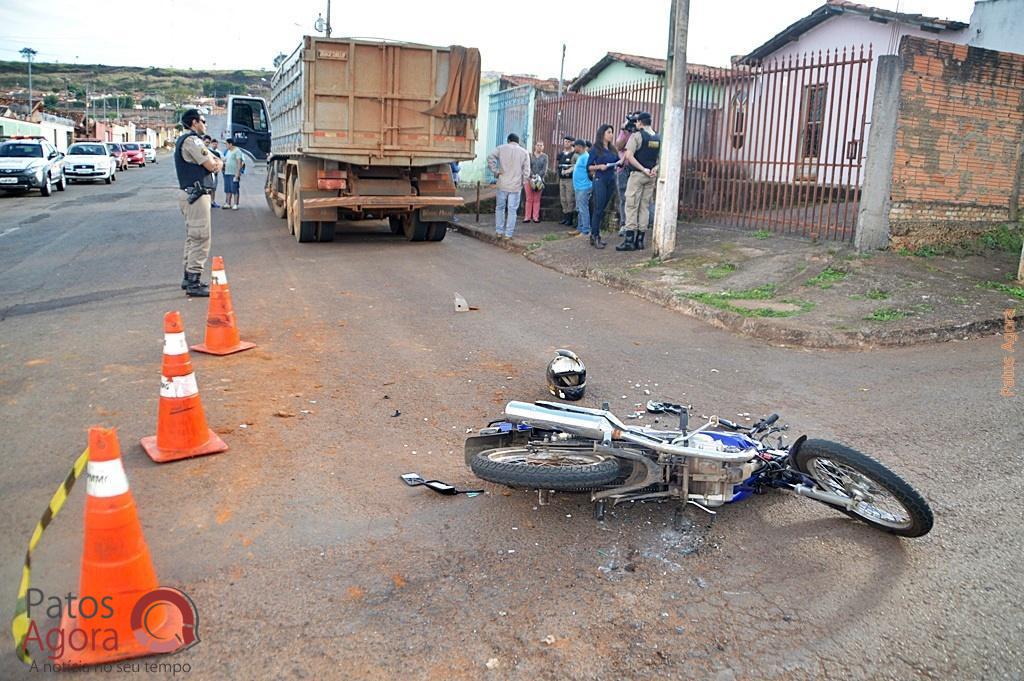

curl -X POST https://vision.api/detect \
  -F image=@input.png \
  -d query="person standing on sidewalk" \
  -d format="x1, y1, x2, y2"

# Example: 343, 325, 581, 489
571, 139, 593, 239
221, 138, 245, 210
523, 141, 548, 223
556, 136, 576, 226
486, 133, 531, 238
587, 124, 618, 249
619, 112, 660, 252
203, 135, 223, 208
175, 109, 222, 297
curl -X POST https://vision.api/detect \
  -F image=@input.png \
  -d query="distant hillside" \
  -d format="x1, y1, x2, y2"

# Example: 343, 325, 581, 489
0, 60, 273, 104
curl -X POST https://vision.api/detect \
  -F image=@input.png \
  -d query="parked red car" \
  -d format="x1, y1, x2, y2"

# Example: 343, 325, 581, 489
105, 143, 129, 171
121, 142, 146, 167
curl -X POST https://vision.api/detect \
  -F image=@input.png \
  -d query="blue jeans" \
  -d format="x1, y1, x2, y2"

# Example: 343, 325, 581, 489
495, 189, 522, 236
592, 174, 616, 236
575, 188, 592, 236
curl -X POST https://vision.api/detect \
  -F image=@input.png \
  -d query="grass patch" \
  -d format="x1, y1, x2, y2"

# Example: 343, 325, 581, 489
680, 284, 813, 318
526, 241, 542, 251
752, 230, 772, 240
898, 224, 1024, 258
541, 233, 562, 241
805, 266, 848, 288
865, 307, 908, 322
866, 289, 889, 300
982, 281, 1024, 299
705, 262, 738, 280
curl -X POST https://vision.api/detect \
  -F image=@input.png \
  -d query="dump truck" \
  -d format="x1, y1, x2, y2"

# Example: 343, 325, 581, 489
252, 36, 480, 243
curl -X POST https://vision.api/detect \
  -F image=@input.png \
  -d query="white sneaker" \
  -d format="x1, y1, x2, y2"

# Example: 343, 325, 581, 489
231, 205, 239, 210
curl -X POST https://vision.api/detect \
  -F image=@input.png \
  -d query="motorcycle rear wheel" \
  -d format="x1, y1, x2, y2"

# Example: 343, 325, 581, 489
791, 439, 933, 537
471, 447, 621, 491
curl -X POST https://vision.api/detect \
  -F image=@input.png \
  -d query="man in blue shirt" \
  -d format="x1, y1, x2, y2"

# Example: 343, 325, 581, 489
571, 139, 592, 237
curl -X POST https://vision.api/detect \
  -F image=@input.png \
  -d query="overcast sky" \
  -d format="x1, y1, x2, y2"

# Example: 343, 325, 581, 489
0, 0, 976, 77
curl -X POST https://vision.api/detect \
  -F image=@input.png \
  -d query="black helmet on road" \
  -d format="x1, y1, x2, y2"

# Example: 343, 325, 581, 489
546, 349, 586, 401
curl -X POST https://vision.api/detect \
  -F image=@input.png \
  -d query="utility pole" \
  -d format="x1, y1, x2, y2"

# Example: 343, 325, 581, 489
326, 0, 332, 38
652, 0, 690, 258
20, 47, 37, 117
558, 43, 566, 97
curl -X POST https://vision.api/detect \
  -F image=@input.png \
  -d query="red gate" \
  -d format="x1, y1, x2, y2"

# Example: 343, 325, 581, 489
681, 46, 874, 241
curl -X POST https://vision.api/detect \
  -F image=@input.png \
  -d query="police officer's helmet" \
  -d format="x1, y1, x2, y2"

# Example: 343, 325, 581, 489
546, 349, 586, 401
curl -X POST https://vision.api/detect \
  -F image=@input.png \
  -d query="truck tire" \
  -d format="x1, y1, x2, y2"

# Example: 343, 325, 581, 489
403, 211, 428, 242
426, 222, 448, 242
296, 220, 316, 243
286, 174, 297, 236
389, 216, 404, 235
316, 221, 336, 242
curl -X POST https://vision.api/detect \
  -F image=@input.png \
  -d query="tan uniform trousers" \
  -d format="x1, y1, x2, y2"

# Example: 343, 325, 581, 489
178, 191, 212, 274
559, 177, 575, 214
624, 171, 655, 232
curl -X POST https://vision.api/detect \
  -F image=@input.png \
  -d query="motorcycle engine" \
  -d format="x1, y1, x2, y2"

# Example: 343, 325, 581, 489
684, 433, 758, 507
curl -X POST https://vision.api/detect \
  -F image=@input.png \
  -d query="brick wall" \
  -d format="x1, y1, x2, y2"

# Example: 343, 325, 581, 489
888, 37, 1024, 248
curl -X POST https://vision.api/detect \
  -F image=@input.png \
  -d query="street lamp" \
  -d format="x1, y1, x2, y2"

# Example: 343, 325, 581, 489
20, 47, 37, 116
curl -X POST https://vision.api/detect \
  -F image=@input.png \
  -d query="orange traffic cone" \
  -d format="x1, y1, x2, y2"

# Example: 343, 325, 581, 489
57, 427, 185, 666
191, 256, 255, 356
140, 311, 228, 463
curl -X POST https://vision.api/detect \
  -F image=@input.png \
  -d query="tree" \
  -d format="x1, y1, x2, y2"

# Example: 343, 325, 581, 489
43, 94, 59, 109
141, 98, 160, 109
273, 53, 287, 69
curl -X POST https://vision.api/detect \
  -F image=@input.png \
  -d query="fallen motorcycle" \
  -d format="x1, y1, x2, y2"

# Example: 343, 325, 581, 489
465, 400, 933, 537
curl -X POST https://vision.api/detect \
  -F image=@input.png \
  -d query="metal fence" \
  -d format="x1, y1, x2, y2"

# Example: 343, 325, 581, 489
681, 46, 874, 242
530, 46, 874, 242
533, 80, 664, 156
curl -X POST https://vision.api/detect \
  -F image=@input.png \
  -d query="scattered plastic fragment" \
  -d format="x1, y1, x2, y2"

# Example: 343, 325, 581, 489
391, 410, 401, 417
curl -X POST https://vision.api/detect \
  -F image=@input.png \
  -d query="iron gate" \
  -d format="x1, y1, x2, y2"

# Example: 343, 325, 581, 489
487, 85, 532, 183
681, 46, 874, 241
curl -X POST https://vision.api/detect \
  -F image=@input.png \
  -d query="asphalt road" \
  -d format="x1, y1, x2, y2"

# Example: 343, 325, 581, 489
0, 159, 1021, 680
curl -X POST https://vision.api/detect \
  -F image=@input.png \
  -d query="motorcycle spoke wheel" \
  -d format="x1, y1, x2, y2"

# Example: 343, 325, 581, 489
792, 439, 933, 537
470, 446, 621, 491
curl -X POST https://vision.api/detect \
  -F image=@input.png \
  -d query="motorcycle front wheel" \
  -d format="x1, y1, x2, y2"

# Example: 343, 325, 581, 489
470, 447, 621, 491
792, 439, 933, 537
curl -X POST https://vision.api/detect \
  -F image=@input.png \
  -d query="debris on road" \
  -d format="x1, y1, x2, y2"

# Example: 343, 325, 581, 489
274, 410, 296, 418
485, 658, 500, 670
391, 410, 401, 417
542, 635, 556, 645
400, 473, 483, 497
454, 292, 479, 312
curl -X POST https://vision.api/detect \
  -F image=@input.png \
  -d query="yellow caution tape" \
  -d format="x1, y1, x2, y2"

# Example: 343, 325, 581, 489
11, 448, 90, 665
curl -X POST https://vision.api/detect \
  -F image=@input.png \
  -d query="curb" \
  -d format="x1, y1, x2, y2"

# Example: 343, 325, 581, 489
451, 222, 1021, 350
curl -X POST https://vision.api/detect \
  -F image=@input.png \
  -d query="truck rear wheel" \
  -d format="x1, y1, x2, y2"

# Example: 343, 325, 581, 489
389, 216, 404, 235
286, 174, 297, 236
403, 212, 428, 242
426, 222, 448, 242
316, 221, 336, 242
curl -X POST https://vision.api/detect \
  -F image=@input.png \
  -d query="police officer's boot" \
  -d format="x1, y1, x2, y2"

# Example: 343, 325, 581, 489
616, 230, 636, 252
181, 269, 190, 290
183, 272, 210, 297
636, 230, 646, 250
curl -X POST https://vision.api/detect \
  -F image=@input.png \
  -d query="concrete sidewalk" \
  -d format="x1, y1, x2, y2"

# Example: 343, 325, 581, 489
450, 213, 1023, 349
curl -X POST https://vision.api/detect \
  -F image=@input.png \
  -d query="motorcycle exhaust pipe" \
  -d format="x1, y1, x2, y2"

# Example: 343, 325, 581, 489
504, 401, 616, 441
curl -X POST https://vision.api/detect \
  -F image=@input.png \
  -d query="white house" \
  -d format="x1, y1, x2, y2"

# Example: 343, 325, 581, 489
966, 0, 1024, 54
37, 113, 76, 153
729, 1, 970, 187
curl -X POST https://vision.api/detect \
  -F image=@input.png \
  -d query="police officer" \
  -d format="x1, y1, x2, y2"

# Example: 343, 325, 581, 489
556, 135, 576, 226
175, 109, 222, 296
618, 111, 660, 252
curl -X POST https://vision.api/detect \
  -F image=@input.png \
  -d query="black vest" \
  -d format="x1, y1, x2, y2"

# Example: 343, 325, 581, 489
556, 150, 574, 173
174, 132, 213, 190
634, 129, 661, 169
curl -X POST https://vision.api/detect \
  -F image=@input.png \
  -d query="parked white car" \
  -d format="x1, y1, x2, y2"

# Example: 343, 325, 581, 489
0, 137, 66, 196
138, 141, 157, 163
63, 142, 116, 184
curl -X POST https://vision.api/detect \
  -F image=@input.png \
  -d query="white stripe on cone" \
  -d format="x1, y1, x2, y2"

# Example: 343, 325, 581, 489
164, 332, 189, 356
86, 459, 130, 498
211, 270, 227, 285
160, 373, 199, 398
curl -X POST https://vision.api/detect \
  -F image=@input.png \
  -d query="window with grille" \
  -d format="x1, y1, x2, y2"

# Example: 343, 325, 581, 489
800, 83, 827, 158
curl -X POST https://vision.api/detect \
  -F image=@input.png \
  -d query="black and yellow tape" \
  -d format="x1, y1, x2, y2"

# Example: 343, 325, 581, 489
10, 448, 90, 665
